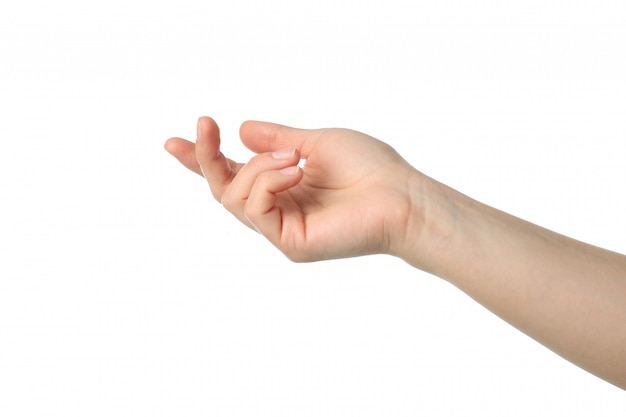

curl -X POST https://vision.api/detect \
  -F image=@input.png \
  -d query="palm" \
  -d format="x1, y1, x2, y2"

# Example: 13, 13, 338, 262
270, 129, 414, 261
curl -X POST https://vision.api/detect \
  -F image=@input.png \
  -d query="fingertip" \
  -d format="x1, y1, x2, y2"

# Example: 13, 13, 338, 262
163, 137, 204, 176
198, 115, 215, 125
240, 121, 319, 158
198, 116, 220, 138
196, 116, 222, 161
239, 120, 263, 143
239, 120, 253, 134
164, 137, 187, 156
240, 120, 285, 153
164, 138, 173, 152
279, 165, 301, 176
164, 137, 179, 154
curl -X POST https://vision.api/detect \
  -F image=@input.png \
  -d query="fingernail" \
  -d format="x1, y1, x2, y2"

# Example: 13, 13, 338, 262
272, 148, 296, 160
279, 166, 299, 176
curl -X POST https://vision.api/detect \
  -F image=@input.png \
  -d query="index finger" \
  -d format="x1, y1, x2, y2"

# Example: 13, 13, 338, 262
195, 116, 240, 201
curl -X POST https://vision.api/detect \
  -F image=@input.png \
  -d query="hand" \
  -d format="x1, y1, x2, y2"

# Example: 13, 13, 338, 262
165, 117, 425, 262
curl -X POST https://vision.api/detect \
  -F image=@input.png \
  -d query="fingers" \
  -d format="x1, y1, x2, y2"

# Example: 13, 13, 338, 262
164, 137, 204, 176
239, 120, 326, 158
195, 116, 240, 201
221, 147, 301, 229
245, 165, 303, 245
166, 117, 305, 244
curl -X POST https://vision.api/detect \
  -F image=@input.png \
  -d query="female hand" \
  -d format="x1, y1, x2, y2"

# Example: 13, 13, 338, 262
166, 117, 626, 389
165, 117, 426, 262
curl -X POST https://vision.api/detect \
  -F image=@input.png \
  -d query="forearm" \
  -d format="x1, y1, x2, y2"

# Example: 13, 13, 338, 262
402, 176, 626, 389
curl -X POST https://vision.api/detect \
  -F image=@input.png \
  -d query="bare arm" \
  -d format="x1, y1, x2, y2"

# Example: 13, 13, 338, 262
165, 117, 626, 389
397, 176, 626, 389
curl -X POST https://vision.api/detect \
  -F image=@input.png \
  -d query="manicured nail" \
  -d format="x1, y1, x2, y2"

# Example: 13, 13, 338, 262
279, 166, 299, 175
272, 148, 296, 160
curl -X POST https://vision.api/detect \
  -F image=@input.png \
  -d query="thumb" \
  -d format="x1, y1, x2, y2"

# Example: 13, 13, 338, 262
239, 121, 325, 158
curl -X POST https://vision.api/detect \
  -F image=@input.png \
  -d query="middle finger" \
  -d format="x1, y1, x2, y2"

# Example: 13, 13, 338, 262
220, 147, 301, 226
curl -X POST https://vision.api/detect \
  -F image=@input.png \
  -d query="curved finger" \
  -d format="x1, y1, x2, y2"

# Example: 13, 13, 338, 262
164, 137, 203, 176
195, 116, 238, 201
244, 166, 304, 249
221, 147, 301, 225
239, 121, 326, 159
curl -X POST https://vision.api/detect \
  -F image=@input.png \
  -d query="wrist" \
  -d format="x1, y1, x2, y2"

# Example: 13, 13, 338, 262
391, 170, 465, 275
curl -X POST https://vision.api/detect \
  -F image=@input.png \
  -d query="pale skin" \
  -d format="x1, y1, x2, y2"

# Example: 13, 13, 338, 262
165, 116, 626, 390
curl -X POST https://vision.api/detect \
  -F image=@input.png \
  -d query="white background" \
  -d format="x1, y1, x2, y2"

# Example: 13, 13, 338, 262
1, 0, 625, 415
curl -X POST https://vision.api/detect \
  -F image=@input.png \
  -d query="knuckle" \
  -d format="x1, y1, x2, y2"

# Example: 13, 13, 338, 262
220, 192, 238, 212
208, 183, 224, 203
284, 251, 311, 263
243, 212, 262, 234
247, 154, 264, 170
255, 173, 272, 189
242, 204, 256, 221
282, 244, 313, 263
249, 172, 273, 194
